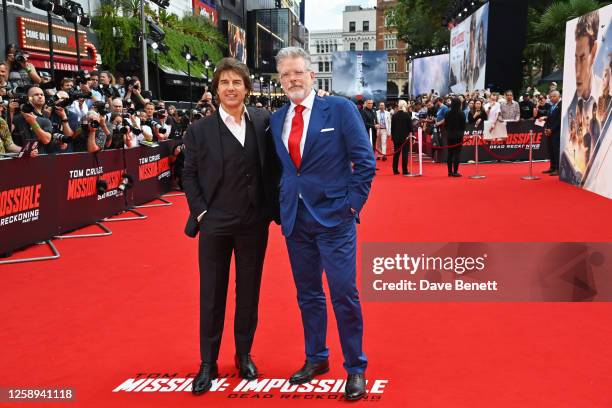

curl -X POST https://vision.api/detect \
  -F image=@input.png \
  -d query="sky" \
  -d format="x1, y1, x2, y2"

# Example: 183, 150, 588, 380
305, 0, 377, 32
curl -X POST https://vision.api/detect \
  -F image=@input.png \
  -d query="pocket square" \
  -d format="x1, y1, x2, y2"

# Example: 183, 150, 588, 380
321, 128, 335, 132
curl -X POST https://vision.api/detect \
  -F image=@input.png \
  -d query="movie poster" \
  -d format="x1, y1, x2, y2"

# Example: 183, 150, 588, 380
560, 4, 612, 199
332, 51, 388, 103
411, 53, 450, 96
449, 3, 488, 94
228, 22, 247, 64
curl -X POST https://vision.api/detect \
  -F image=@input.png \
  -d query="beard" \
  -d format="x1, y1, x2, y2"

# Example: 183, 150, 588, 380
285, 86, 309, 101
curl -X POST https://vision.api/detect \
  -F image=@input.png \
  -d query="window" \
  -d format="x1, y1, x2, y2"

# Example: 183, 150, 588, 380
318, 62, 324, 72
316, 43, 320, 53
318, 79, 324, 89
333, 43, 338, 52
324, 62, 330, 72
388, 57, 397, 73
324, 79, 329, 91
363, 42, 369, 51
350, 43, 356, 51
349, 22, 355, 32
363, 21, 369, 31
7, 0, 24, 6
325, 43, 329, 53
384, 33, 397, 50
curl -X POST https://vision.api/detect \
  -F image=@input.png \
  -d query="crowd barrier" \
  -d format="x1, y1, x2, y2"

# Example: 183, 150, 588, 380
0, 140, 181, 255
423, 121, 550, 163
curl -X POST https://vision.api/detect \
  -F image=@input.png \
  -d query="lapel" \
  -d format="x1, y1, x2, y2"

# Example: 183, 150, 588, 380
301, 96, 330, 164
271, 103, 293, 167
247, 107, 265, 167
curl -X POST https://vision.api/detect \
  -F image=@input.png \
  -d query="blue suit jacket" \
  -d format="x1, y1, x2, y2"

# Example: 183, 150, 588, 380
270, 95, 376, 237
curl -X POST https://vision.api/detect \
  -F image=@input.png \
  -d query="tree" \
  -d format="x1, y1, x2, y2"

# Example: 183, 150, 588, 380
524, 0, 610, 82
391, 0, 454, 52
93, 1, 224, 76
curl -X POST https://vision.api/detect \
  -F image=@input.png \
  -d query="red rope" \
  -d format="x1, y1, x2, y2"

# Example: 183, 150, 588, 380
374, 137, 412, 156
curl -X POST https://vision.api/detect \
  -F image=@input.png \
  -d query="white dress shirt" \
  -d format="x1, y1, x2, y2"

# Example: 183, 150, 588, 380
219, 104, 250, 146
281, 89, 316, 155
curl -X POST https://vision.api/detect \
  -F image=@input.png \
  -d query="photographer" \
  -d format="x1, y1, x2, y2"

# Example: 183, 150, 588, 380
123, 76, 146, 110
11, 86, 53, 153
6, 44, 42, 89
154, 106, 172, 138
141, 101, 168, 142
0, 62, 9, 100
98, 71, 119, 102
78, 111, 108, 153
60, 77, 74, 93
48, 91, 77, 153
1, 115, 37, 156
109, 112, 144, 148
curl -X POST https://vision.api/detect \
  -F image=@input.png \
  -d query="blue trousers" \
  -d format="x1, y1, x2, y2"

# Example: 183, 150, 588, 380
285, 201, 367, 374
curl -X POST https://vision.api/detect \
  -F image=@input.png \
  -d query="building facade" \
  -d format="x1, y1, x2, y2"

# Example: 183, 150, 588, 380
342, 5, 376, 53
376, 0, 408, 99
308, 30, 342, 92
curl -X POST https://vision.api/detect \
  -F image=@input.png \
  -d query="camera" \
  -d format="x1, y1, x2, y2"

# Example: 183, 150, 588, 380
75, 70, 90, 85
144, 119, 166, 134
19, 96, 35, 114
69, 90, 92, 100
81, 120, 100, 133
14, 51, 28, 65
125, 76, 138, 89
99, 84, 115, 98
116, 119, 142, 136
92, 101, 109, 116
51, 132, 72, 144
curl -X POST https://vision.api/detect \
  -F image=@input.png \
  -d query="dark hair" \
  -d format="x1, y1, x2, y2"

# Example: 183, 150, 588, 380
449, 97, 462, 114
211, 58, 252, 103
575, 11, 599, 50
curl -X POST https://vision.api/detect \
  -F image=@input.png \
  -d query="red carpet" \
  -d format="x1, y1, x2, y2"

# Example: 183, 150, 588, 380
1, 159, 612, 407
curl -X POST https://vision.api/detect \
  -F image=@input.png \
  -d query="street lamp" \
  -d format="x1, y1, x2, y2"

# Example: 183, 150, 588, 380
181, 45, 198, 111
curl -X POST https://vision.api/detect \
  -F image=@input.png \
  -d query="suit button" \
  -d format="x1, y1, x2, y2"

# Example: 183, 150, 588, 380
246, 173, 250, 177
297, 172, 301, 176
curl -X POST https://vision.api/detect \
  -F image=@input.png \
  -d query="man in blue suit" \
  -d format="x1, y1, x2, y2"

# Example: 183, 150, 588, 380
270, 47, 376, 401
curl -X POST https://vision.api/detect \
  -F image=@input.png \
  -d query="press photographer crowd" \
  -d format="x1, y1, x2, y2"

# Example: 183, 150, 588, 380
0, 43, 221, 164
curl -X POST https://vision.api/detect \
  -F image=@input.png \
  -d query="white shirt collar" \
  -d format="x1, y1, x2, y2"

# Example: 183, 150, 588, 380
218, 104, 250, 124
290, 89, 316, 113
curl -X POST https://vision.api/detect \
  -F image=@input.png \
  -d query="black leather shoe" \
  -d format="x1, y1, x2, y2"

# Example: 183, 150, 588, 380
192, 362, 218, 396
235, 354, 258, 380
289, 360, 329, 385
452, 172, 462, 177
344, 373, 366, 401
549, 170, 559, 176
542, 168, 554, 174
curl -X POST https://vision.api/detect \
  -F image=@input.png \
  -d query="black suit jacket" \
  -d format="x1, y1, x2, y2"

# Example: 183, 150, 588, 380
545, 101, 562, 137
182, 107, 280, 237
390, 111, 412, 144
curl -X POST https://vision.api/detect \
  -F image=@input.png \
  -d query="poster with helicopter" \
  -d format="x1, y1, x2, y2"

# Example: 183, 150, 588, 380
332, 51, 388, 103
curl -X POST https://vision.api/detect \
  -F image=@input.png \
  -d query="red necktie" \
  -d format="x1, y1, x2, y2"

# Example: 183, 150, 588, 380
288, 105, 305, 168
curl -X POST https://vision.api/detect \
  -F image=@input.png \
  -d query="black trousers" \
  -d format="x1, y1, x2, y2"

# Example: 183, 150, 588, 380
198, 219, 269, 363
447, 138, 462, 174
392, 138, 409, 174
548, 134, 560, 170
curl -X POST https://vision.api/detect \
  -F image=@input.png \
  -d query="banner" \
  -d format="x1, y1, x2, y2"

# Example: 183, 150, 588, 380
332, 51, 388, 103
560, 4, 612, 199
227, 22, 247, 64
427, 120, 548, 163
0, 142, 179, 254
411, 53, 450, 96
449, 3, 489, 93
0, 155, 58, 254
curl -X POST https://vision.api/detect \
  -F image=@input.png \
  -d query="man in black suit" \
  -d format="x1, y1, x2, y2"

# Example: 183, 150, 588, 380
544, 91, 562, 176
182, 58, 280, 395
